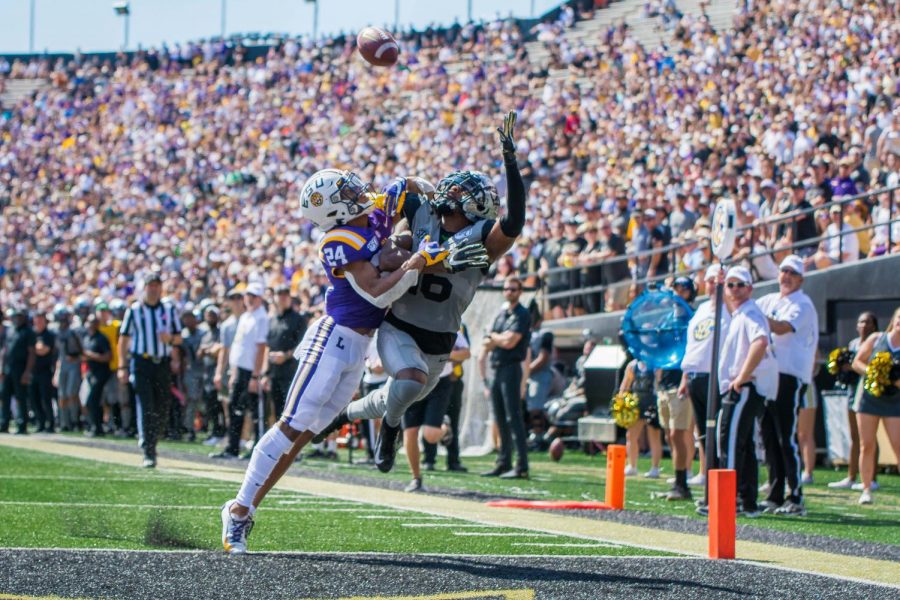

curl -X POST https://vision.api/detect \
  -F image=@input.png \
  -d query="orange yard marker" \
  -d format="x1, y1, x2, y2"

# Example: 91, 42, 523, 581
708, 469, 736, 559
605, 444, 626, 510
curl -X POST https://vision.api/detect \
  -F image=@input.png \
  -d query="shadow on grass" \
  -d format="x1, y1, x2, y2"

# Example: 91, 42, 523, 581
144, 510, 212, 550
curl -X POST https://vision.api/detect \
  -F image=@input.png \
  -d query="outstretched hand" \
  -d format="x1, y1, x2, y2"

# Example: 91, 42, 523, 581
497, 110, 517, 159
445, 240, 490, 273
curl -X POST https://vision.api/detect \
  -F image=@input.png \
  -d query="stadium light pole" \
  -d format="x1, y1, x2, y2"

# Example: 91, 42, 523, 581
467, 0, 472, 22
113, 1, 131, 51
220, 0, 226, 38
29, 0, 36, 54
394, 0, 399, 31
304, 0, 319, 40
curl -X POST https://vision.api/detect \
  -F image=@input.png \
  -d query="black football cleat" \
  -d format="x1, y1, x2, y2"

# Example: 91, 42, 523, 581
374, 421, 402, 473
312, 409, 349, 445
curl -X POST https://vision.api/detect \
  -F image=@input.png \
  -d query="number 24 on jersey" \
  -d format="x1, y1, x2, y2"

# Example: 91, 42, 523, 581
323, 245, 348, 266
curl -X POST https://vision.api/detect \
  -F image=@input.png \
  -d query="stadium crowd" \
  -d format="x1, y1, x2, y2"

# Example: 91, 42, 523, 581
0, 0, 899, 481
0, 0, 898, 321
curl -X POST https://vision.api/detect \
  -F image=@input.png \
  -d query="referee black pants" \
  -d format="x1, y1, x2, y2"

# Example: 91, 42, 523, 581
133, 357, 172, 460
225, 368, 259, 455
761, 373, 805, 505
717, 383, 764, 512
491, 362, 528, 473
29, 370, 55, 431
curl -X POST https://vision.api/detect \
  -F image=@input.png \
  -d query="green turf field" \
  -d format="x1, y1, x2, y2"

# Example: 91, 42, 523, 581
50, 433, 900, 546
0, 445, 668, 557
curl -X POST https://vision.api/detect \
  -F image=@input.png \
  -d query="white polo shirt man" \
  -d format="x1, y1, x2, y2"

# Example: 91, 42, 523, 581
711, 265, 775, 516
754, 254, 817, 514
230, 282, 270, 374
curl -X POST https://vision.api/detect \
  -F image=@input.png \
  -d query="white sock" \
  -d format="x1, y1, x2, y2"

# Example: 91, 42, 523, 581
235, 427, 294, 510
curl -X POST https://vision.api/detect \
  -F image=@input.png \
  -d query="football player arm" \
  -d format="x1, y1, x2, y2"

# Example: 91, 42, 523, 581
343, 257, 423, 309
484, 156, 526, 262
484, 111, 525, 262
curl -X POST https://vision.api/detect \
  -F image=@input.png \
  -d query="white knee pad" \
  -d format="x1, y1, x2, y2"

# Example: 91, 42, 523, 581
235, 427, 294, 510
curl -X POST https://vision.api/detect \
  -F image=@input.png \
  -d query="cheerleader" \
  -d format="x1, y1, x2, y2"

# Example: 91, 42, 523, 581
618, 358, 663, 478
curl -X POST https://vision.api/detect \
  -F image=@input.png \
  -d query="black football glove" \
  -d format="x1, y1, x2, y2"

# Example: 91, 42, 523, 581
497, 110, 517, 161
444, 240, 490, 274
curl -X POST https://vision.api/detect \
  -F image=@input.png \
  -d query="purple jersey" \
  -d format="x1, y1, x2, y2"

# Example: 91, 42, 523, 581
317, 211, 391, 329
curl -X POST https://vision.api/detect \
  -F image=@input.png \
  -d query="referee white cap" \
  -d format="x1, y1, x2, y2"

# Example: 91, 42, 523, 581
725, 265, 752, 285
779, 254, 804, 276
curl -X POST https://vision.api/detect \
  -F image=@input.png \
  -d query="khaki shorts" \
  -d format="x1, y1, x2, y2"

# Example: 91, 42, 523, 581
657, 387, 693, 431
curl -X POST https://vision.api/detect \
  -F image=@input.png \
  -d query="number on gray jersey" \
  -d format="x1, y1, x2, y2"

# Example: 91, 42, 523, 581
390, 201, 492, 334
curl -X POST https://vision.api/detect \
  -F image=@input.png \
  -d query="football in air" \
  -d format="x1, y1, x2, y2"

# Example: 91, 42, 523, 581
357, 26, 400, 67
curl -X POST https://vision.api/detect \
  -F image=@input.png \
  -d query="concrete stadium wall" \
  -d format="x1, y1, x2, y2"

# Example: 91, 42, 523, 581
539, 253, 900, 349
456, 255, 900, 453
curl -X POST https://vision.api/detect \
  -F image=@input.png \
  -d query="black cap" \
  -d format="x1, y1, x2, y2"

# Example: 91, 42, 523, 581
790, 180, 805, 189
144, 272, 162, 285
275, 284, 291, 295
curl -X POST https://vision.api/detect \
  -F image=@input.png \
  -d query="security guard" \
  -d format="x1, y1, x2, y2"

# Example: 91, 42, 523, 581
481, 276, 531, 479
757, 255, 818, 516
1, 306, 35, 434
709, 266, 778, 517
265, 285, 307, 420
117, 272, 183, 468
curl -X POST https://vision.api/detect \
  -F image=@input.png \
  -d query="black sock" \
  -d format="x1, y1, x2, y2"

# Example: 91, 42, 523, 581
675, 469, 687, 488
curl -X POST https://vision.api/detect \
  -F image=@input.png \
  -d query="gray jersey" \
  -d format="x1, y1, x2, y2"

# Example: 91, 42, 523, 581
386, 196, 492, 354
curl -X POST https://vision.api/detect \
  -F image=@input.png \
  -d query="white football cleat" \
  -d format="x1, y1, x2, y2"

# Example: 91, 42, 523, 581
687, 473, 706, 487
221, 500, 254, 555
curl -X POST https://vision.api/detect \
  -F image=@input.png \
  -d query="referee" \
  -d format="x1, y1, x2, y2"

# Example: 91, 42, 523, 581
756, 255, 818, 516
117, 272, 183, 468
710, 266, 778, 517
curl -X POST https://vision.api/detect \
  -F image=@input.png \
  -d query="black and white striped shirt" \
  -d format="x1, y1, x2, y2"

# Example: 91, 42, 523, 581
119, 300, 182, 359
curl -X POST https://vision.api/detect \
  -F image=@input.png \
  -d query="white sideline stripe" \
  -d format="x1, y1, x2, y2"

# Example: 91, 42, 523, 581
452, 532, 557, 538
274, 499, 361, 506
0, 547, 704, 560
513, 543, 621, 548
401, 523, 504, 529
0, 500, 398, 514
357, 515, 453, 520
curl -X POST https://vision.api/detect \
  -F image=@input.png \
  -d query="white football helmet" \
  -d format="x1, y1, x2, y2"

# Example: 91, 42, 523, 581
299, 169, 375, 231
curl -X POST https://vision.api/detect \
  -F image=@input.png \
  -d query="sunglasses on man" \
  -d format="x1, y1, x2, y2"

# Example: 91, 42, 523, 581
726, 282, 749, 289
